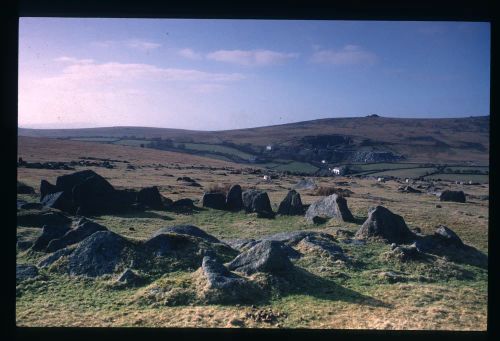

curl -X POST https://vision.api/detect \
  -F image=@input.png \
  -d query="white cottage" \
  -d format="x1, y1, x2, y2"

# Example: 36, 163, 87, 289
332, 167, 341, 175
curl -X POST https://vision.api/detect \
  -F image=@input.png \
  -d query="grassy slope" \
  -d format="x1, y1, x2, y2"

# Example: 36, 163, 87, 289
16, 138, 488, 329
19, 115, 490, 163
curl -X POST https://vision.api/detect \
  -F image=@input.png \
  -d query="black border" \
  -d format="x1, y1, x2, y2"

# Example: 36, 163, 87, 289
4, 1, 496, 341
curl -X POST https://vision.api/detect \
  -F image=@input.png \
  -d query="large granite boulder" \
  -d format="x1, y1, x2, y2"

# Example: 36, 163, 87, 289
226, 185, 243, 211
152, 225, 220, 244
17, 264, 39, 282
305, 194, 354, 223
137, 186, 164, 210
46, 218, 108, 252
355, 206, 415, 244
242, 190, 273, 216
434, 225, 465, 247
439, 190, 466, 203
32, 224, 72, 251
66, 231, 132, 277
202, 192, 227, 210
226, 240, 294, 275
277, 190, 304, 216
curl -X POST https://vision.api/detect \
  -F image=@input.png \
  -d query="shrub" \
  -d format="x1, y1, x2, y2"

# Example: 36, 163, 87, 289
313, 186, 353, 197
207, 183, 232, 195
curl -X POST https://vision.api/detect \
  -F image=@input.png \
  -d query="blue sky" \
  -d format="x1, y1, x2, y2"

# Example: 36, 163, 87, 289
18, 18, 490, 130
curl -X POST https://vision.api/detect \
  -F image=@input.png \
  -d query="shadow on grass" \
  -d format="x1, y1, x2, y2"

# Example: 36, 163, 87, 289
246, 267, 392, 308
351, 215, 366, 225
95, 210, 175, 220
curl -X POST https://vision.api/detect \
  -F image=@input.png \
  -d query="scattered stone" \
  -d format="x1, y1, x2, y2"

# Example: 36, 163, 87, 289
223, 239, 260, 252
32, 224, 72, 251
435, 204, 442, 208
152, 225, 220, 244
66, 231, 132, 277
39, 180, 60, 200
378, 271, 407, 283
398, 186, 422, 194
17, 182, 35, 194
305, 194, 354, 224
439, 190, 466, 203
38, 248, 74, 268
170, 198, 195, 208
17, 240, 33, 250
277, 190, 304, 216
434, 225, 464, 247
226, 185, 243, 211
16, 264, 39, 281
201, 256, 258, 304
226, 240, 294, 275
116, 268, 145, 286
202, 192, 227, 210
40, 191, 73, 212
17, 210, 72, 228
19, 202, 44, 210
293, 178, 317, 190
137, 186, 164, 210
386, 244, 423, 262
298, 234, 344, 259
355, 206, 415, 244
334, 229, 355, 238
46, 218, 108, 252
242, 190, 274, 216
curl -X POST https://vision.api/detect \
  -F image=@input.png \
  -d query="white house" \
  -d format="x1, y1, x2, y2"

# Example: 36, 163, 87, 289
321, 160, 326, 164
377, 177, 385, 182
332, 167, 341, 175
266, 145, 272, 151
263, 175, 271, 181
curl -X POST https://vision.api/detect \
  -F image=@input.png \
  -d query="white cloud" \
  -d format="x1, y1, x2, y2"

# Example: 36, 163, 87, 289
126, 39, 161, 50
19, 57, 246, 127
206, 49, 298, 66
178, 48, 203, 60
44, 58, 245, 84
311, 45, 377, 65
91, 39, 161, 51
54, 56, 94, 64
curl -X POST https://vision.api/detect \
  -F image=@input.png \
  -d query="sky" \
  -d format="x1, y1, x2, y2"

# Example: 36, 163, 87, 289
18, 18, 490, 130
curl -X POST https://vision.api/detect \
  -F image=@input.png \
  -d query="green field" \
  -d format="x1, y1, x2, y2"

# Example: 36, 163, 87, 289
70, 137, 120, 142
347, 163, 425, 172
113, 139, 151, 147
424, 173, 489, 183
180, 143, 255, 160
442, 166, 489, 173
368, 167, 437, 178
276, 162, 318, 174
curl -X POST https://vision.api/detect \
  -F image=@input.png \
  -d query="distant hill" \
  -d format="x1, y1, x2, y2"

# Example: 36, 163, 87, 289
18, 115, 489, 165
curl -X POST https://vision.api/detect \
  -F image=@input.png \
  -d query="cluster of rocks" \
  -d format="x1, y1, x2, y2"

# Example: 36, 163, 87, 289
37, 170, 178, 216
439, 190, 466, 203
397, 185, 422, 194
176, 176, 202, 187
18, 160, 75, 170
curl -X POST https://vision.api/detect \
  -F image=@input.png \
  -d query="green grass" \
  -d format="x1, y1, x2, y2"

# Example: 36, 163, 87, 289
113, 139, 151, 147
368, 167, 437, 178
271, 161, 318, 174
181, 143, 255, 160
423, 173, 489, 183
69, 137, 121, 142
346, 163, 425, 172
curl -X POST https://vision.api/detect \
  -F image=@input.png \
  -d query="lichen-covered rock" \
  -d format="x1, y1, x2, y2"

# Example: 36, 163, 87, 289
32, 224, 71, 251
277, 190, 304, 216
66, 231, 133, 277
305, 194, 354, 224
434, 225, 464, 247
439, 190, 466, 203
242, 190, 273, 216
226, 240, 294, 275
17, 264, 38, 282
46, 218, 108, 252
137, 186, 164, 210
226, 185, 243, 211
355, 206, 415, 244
202, 192, 227, 210
152, 225, 220, 243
